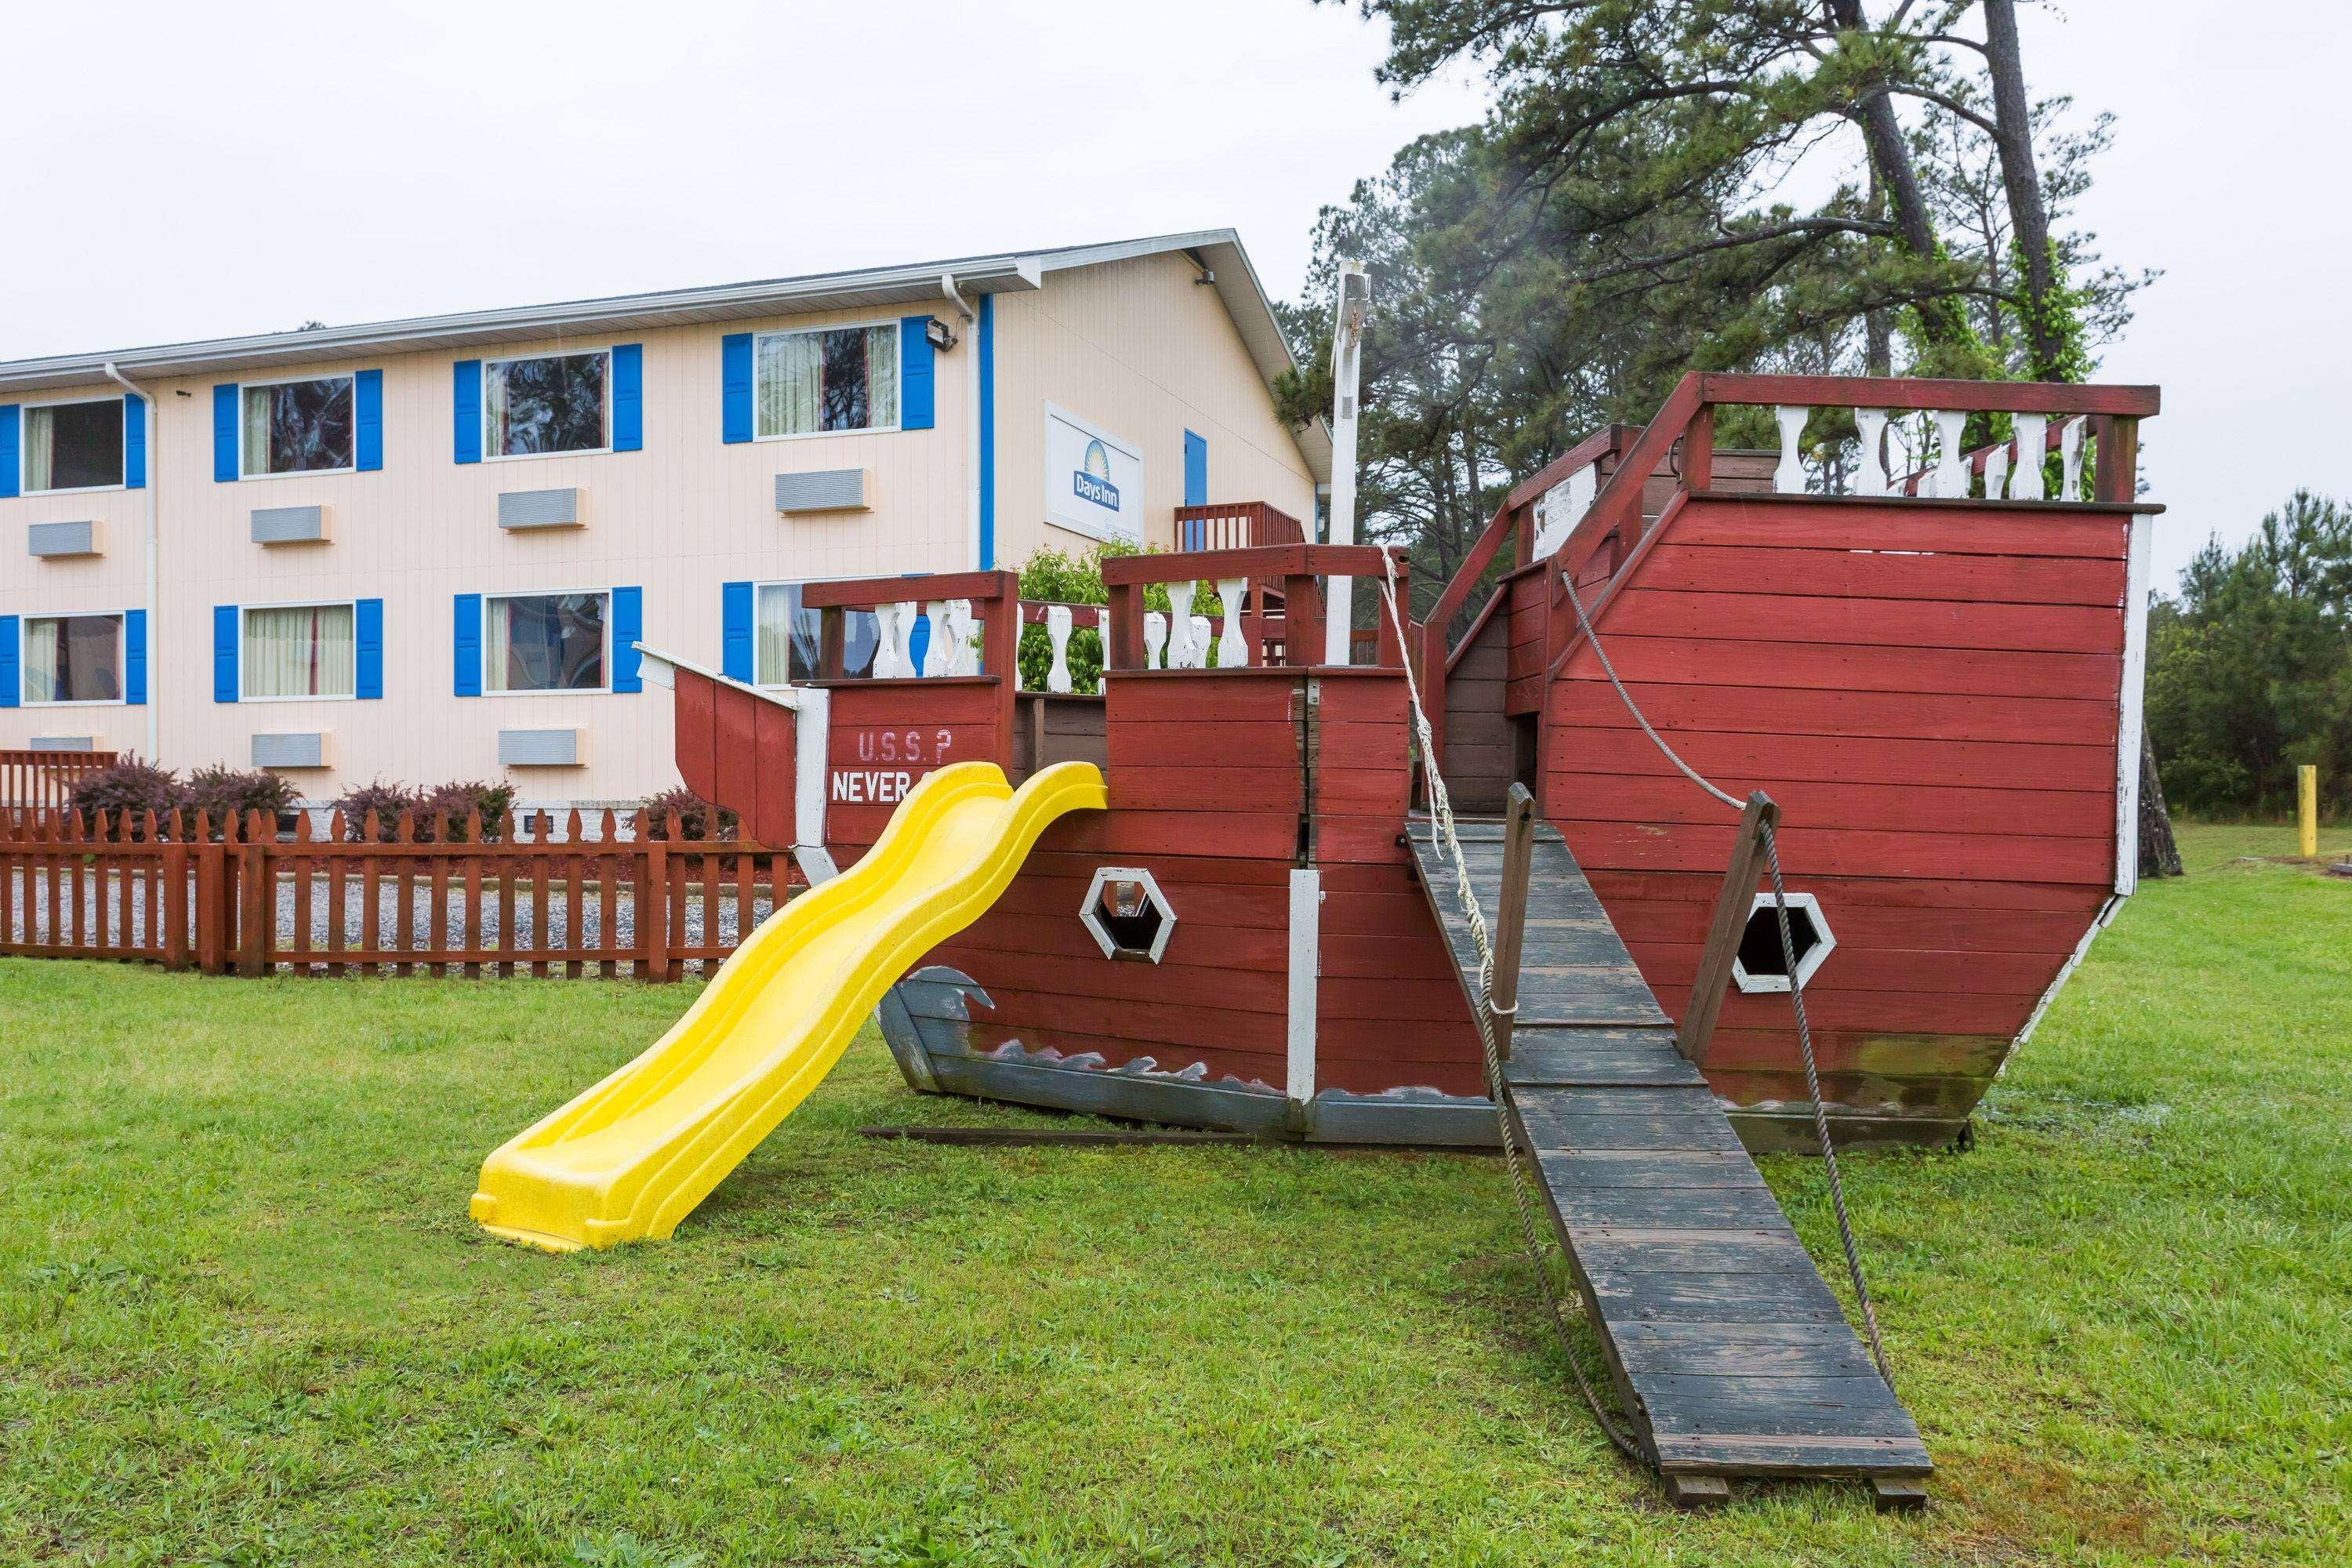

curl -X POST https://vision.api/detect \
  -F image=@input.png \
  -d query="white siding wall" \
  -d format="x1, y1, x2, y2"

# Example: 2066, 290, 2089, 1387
0, 256, 1316, 805
991, 253, 1316, 566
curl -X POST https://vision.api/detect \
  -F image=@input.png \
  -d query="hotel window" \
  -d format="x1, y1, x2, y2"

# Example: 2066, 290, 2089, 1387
22, 399, 125, 493
243, 604, 356, 699
756, 583, 879, 684
243, 377, 355, 475
485, 352, 608, 457
755, 325, 898, 438
485, 592, 608, 692
22, 614, 123, 704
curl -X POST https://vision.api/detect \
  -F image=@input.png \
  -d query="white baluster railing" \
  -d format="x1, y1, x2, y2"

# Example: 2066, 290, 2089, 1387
1044, 605, 1073, 693
1189, 615, 1212, 668
1854, 408, 1889, 497
2011, 414, 2048, 500
1773, 405, 1808, 493
1933, 410, 1969, 496
1165, 581, 1196, 669
1983, 440, 2011, 500
1144, 612, 1168, 670
2059, 417, 2085, 500
1215, 577, 1248, 669
920, 601, 951, 677
870, 601, 902, 679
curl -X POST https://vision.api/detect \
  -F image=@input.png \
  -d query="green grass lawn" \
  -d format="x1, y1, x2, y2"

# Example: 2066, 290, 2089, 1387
3, 822, 2346, 1566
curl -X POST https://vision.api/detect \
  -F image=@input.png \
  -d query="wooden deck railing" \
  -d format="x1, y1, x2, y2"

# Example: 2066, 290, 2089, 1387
2, 749, 118, 813
0, 806, 790, 980
1174, 500, 1308, 553
1101, 544, 1413, 672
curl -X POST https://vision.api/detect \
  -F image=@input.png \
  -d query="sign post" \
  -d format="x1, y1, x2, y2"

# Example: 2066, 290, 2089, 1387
1323, 262, 1370, 668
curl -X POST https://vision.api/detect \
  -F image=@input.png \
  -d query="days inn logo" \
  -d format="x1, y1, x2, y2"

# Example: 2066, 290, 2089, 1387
1073, 438, 1120, 511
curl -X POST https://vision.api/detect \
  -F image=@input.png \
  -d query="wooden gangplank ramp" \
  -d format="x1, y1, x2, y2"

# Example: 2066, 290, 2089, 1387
1406, 818, 1931, 1506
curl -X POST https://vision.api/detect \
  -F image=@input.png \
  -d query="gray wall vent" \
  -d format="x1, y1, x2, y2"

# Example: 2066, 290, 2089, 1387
252, 504, 330, 545
775, 468, 869, 514
252, 731, 330, 770
499, 488, 582, 530
28, 520, 100, 557
28, 735, 98, 752
499, 728, 584, 767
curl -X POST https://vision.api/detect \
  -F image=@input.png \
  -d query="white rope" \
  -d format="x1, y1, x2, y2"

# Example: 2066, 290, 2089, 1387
1373, 552, 1642, 1460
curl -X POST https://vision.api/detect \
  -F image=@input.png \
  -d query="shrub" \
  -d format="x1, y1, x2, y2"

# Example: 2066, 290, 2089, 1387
419, 780, 517, 841
184, 765, 296, 833
331, 780, 423, 840
639, 787, 736, 843
67, 756, 182, 827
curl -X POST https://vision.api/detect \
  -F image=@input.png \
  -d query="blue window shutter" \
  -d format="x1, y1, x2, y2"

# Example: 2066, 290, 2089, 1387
612, 586, 644, 694
212, 385, 239, 481
453, 594, 481, 696
900, 316, 935, 430
212, 605, 239, 702
124, 395, 147, 489
453, 361, 482, 463
125, 609, 148, 706
0, 616, 17, 706
354, 369, 384, 470
0, 405, 17, 499
1182, 430, 1208, 546
721, 581, 754, 681
612, 344, 643, 452
906, 612, 931, 675
720, 333, 753, 444
355, 598, 384, 699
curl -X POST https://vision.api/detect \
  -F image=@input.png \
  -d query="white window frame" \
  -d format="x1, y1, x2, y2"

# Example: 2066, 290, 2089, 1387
1731, 891, 1838, 994
20, 610, 127, 708
239, 598, 361, 703
750, 576, 891, 688
16, 393, 127, 497
238, 372, 360, 482
481, 349, 614, 463
751, 319, 904, 444
481, 588, 613, 696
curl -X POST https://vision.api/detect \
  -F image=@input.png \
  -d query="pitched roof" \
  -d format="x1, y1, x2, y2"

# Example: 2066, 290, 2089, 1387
0, 229, 1329, 482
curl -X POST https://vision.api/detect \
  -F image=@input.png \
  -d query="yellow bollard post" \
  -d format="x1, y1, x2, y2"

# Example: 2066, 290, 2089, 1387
2299, 765, 2318, 859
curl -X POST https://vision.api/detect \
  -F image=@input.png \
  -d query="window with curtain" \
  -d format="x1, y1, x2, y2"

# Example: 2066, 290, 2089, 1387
21, 614, 123, 703
485, 593, 608, 692
22, 399, 124, 492
754, 325, 898, 437
485, 353, 608, 457
242, 604, 357, 699
754, 583, 879, 684
242, 378, 355, 475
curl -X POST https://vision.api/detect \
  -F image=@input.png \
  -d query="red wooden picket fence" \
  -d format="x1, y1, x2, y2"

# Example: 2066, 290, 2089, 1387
0, 806, 795, 980
2, 750, 118, 815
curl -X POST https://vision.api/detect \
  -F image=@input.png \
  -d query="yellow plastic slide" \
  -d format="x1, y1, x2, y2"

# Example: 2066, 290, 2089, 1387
471, 760, 1106, 1251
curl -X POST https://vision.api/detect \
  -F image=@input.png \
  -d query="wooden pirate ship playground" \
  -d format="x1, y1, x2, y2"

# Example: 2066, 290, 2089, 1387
478, 368, 2161, 1507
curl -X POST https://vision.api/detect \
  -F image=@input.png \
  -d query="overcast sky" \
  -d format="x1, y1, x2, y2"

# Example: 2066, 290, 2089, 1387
4, 0, 2336, 592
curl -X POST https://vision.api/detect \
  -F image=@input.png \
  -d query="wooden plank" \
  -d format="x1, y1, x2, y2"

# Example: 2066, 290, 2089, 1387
1579, 1269, 1848, 1323
1548, 1184, 1795, 1229
1630, 542, 2125, 607
1598, 588, 2122, 655
1555, 677, 2117, 747
1514, 1111, 1747, 1152
1640, 1376, 1917, 1437
1548, 772, 2115, 839
1550, 725, 2116, 794
1693, 371, 2158, 418
1668, 499, 2128, 557
1653, 1431, 1929, 1475
1612, 1323, 1883, 1381
1535, 1150, 1765, 1187
1568, 1226, 1823, 1275
1548, 631, 2125, 702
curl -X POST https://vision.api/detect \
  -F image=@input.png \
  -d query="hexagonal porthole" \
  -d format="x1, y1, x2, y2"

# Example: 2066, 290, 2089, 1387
1732, 892, 1835, 993
1080, 866, 1177, 964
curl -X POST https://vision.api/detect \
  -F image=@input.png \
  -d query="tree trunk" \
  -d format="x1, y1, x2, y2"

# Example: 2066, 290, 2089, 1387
1980, 0, 2062, 376
1828, 0, 1964, 347
2138, 727, 2183, 879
